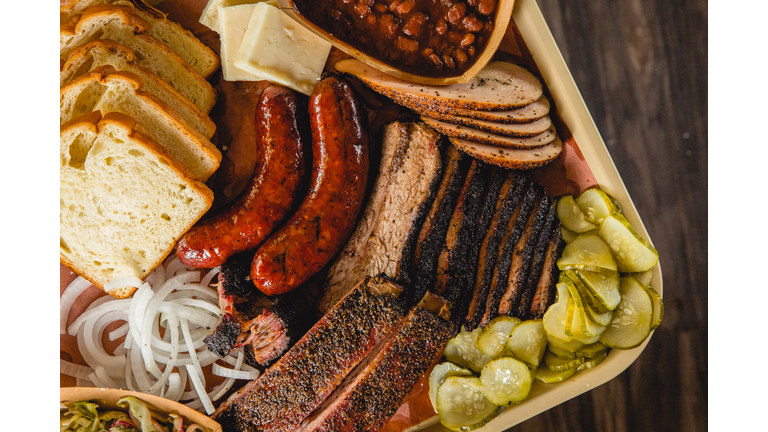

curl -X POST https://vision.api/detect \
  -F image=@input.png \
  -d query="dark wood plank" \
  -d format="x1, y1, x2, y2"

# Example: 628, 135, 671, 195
509, 0, 707, 431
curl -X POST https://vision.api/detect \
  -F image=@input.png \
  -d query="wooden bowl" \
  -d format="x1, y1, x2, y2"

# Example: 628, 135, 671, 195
60, 387, 223, 432
276, 0, 516, 85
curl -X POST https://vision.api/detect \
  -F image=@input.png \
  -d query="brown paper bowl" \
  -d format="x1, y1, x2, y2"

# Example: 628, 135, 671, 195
60, 387, 223, 432
276, 0, 515, 85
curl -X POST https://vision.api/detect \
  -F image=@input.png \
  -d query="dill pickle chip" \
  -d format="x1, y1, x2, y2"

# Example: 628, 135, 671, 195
477, 316, 521, 359
599, 214, 659, 273
480, 357, 533, 405
599, 277, 653, 349
558, 234, 618, 274
575, 188, 618, 224
557, 195, 598, 233
437, 376, 501, 431
506, 320, 547, 367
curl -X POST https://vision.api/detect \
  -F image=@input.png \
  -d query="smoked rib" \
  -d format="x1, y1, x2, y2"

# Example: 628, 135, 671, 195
213, 275, 408, 432
298, 292, 454, 432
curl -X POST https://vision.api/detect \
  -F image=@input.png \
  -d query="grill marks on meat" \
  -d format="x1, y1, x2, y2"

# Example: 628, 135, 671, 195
299, 292, 454, 432
465, 172, 528, 330
213, 275, 408, 432
321, 122, 443, 313
497, 194, 551, 317
527, 218, 565, 319
482, 181, 538, 327
409, 146, 471, 306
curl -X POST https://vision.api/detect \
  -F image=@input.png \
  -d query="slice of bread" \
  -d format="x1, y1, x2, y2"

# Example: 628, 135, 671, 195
60, 66, 222, 181
62, 40, 216, 137
60, 6, 217, 112
60, 111, 214, 298
61, 1, 220, 78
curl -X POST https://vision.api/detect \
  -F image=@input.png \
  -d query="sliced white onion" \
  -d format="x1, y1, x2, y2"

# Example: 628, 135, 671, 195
165, 256, 192, 278
148, 314, 180, 394
158, 302, 219, 329
210, 349, 244, 402
212, 363, 259, 380
67, 299, 131, 336
201, 267, 220, 287
166, 372, 184, 402
60, 359, 94, 379
109, 322, 130, 341
185, 364, 214, 415
93, 366, 120, 388
168, 298, 223, 317
60, 277, 92, 334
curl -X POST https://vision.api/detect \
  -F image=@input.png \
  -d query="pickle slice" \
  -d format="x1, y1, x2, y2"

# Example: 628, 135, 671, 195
546, 332, 584, 353
476, 316, 521, 359
561, 226, 597, 244
535, 365, 577, 383
437, 376, 501, 431
575, 188, 617, 224
557, 195, 597, 233
444, 327, 494, 372
577, 351, 608, 370
543, 282, 572, 343
544, 349, 583, 372
548, 344, 578, 360
647, 286, 664, 330
429, 362, 474, 410
629, 269, 652, 286
506, 320, 547, 367
480, 357, 534, 405
573, 269, 621, 311
599, 277, 653, 349
599, 214, 659, 272
563, 278, 606, 343
558, 234, 618, 274
579, 342, 608, 358
563, 271, 614, 325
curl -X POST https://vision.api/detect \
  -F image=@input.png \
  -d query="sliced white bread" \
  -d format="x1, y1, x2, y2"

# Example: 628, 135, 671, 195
422, 115, 553, 138
423, 119, 558, 148
449, 137, 564, 169
60, 67, 221, 181
61, 40, 216, 137
398, 96, 551, 124
335, 59, 543, 110
61, 1, 219, 78
60, 6, 217, 112
60, 111, 214, 298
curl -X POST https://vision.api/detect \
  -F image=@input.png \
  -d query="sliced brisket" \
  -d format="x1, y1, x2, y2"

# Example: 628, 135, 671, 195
516, 203, 558, 318
298, 292, 454, 432
321, 122, 443, 313
527, 219, 565, 319
213, 275, 408, 432
497, 194, 551, 317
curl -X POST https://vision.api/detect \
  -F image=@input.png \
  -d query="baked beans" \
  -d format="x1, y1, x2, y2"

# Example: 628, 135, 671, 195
293, 0, 497, 76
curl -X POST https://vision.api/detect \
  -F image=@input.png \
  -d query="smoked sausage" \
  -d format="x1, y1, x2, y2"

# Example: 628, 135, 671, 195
176, 86, 308, 268
250, 76, 369, 296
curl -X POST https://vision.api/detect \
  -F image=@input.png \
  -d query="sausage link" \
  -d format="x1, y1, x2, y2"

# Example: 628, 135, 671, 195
176, 86, 308, 268
250, 76, 369, 296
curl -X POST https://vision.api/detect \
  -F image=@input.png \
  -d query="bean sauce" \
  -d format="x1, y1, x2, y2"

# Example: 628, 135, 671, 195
293, 0, 497, 77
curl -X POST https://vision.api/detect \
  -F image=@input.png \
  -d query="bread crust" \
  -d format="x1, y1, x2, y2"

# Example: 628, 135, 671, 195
60, 111, 214, 298
60, 66, 222, 181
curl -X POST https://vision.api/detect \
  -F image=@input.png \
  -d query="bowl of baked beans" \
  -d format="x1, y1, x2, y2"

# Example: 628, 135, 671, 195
277, 0, 515, 85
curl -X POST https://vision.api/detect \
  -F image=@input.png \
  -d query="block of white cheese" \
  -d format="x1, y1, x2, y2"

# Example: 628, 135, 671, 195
235, 2, 332, 95
199, 0, 275, 33
219, 4, 265, 81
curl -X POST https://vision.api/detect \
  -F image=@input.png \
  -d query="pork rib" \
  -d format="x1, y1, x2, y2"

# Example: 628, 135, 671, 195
321, 122, 443, 313
213, 275, 408, 432
298, 292, 454, 432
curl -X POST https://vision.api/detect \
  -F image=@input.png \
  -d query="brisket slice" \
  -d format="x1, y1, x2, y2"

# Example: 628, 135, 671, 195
434, 161, 497, 327
527, 220, 565, 319
516, 203, 558, 318
465, 172, 528, 330
497, 194, 551, 317
481, 182, 538, 327
321, 122, 443, 313
238, 304, 299, 367
298, 292, 454, 432
213, 275, 408, 432
409, 145, 471, 306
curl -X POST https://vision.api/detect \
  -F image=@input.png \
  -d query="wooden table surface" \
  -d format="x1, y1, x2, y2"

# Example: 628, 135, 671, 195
509, 0, 708, 431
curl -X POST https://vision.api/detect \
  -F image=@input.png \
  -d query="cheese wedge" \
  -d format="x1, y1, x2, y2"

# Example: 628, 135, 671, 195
200, 0, 274, 33
235, 2, 331, 95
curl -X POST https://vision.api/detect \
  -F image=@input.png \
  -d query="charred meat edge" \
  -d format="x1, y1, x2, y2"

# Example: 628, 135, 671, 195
497, 194, 551, 317
435, 161, 497, 328
298, 292, 453, 432
409, 146, 471, 306
516, 203, 558, 318
321, 123, 410, 312
238, 304, 299, 367
481, 182, 538, 327
213, 275, 408, 432
527, 221, 565, 319
464, 171, 525, 330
